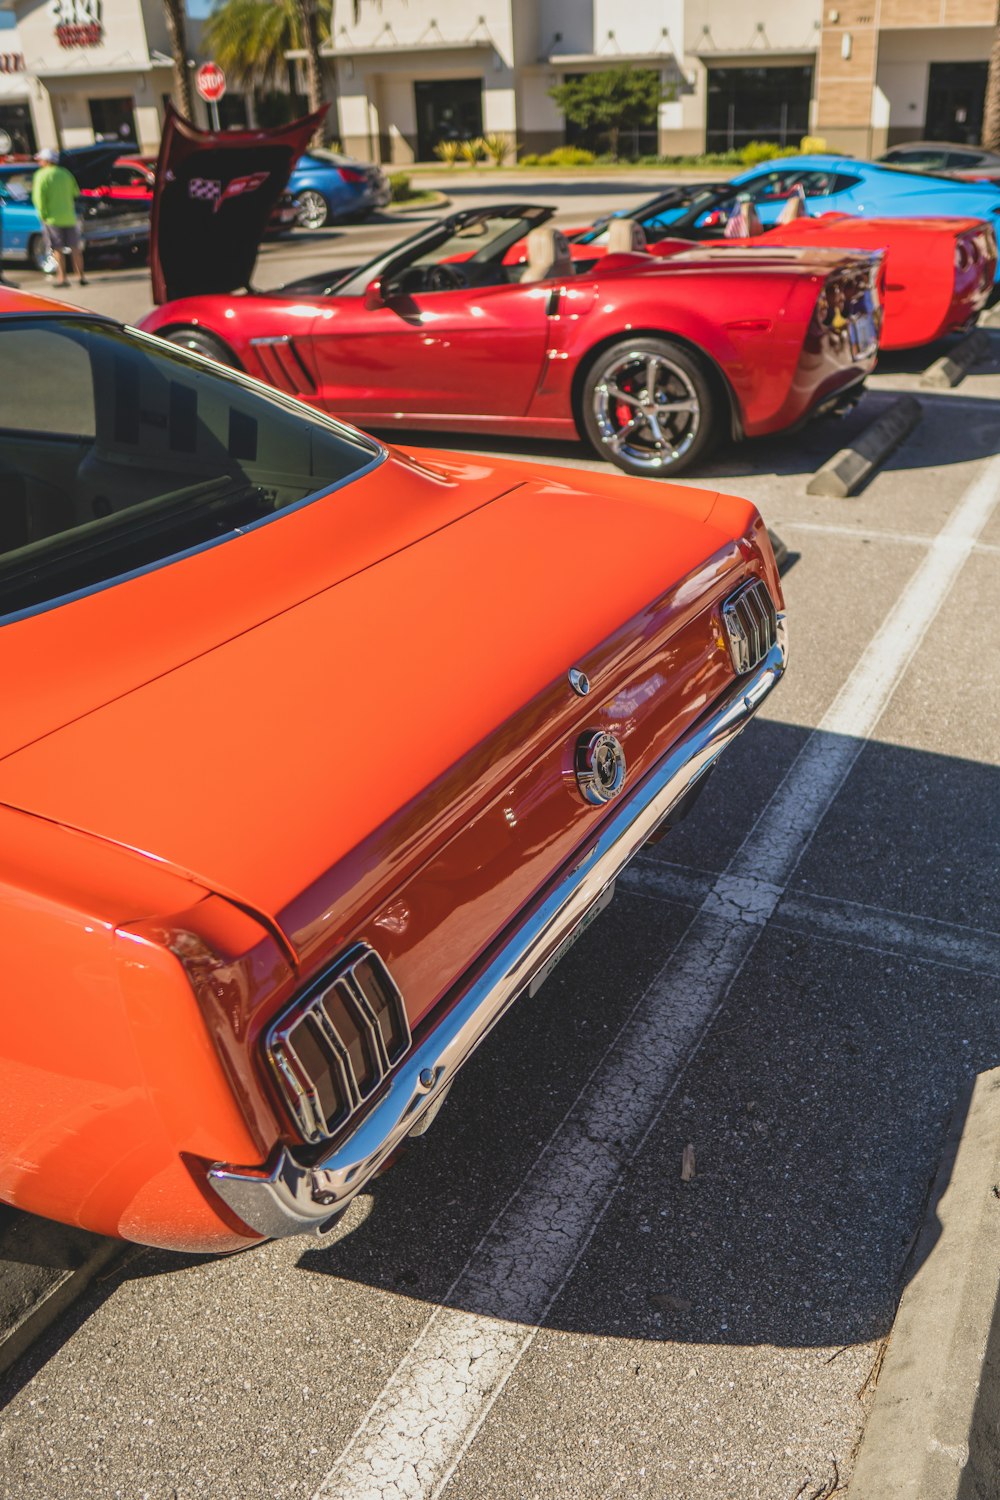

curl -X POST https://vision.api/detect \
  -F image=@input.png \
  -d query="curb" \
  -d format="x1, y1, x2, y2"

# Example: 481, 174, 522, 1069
0, 1207, 123, 1380
383, 192, 451, 213
806, 395, 922, 499
920, 329, 992, 389
847, 1067, 1000, 1500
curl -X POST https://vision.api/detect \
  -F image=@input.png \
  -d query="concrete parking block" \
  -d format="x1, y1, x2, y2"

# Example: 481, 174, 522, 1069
848, 1068, 1000, 1500
0, 1208, 122, 1379
920, 330, 992, 390
806, 395, 923, 498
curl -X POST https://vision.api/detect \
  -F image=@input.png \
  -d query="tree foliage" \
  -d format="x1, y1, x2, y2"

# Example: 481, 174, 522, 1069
548, 67, 662, 158
202, 0, 330, 97
983, 12, 1000, 151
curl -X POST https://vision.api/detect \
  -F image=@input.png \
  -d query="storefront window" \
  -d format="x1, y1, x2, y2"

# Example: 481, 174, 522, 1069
706, 66, 812, 153
218, 93, 249, 130
88, 96, 137, 144
0, 104, 36, 156
414, 79, 483, 161
926, 62, 987, 146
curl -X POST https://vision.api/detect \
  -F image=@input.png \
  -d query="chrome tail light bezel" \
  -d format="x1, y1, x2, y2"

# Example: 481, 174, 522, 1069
722, 577, 779, 676
265, 944, 411, 1144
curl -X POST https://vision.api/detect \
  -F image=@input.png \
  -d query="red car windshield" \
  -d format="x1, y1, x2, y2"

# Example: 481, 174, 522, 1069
0, 316, 380, 620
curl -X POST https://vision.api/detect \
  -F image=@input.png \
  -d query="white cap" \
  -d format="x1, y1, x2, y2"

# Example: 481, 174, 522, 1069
36, 147, 57, 163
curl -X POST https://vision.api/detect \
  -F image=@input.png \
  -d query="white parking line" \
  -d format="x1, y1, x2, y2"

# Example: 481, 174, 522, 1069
313, 450, 1000, 1500
622, 863, 1000, 980
780, 519, 1000, 555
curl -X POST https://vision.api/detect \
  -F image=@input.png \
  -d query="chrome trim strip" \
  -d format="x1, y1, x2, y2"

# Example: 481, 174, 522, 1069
208, 616, 787, 1240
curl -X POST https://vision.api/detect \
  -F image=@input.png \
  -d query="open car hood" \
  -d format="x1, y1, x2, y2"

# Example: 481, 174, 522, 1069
60, 143, 137, 190
151, 104, 326, 304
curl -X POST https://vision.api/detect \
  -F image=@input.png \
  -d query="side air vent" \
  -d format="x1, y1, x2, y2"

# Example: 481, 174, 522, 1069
722, 578, 778, 676
265, 945, 411, 1144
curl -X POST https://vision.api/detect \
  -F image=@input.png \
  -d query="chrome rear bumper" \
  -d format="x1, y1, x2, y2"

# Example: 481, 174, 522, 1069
208, 617, 787, 1240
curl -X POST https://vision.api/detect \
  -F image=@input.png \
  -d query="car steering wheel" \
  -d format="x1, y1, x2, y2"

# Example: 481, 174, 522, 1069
426, 263, 465, 292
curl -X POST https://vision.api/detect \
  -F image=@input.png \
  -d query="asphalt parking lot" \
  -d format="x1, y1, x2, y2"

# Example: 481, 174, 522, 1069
1, 182, 999, 1500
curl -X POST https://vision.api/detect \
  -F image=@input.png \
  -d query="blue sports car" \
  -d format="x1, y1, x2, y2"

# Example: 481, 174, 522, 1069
631, 154, 1000, 281
287, 149, 390, 229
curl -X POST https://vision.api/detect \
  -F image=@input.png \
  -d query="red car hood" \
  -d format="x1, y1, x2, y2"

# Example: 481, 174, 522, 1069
0, 449, 738, 930
151, 105, 325, 303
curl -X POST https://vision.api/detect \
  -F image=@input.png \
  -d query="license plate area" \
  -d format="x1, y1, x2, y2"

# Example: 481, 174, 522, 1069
528, 880, 616, 998
849, 310, 878, 360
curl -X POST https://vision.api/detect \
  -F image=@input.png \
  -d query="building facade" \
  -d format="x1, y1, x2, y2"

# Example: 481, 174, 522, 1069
0, 0, 215, 154
327, 0, 995, 163
0, 0, 993, 162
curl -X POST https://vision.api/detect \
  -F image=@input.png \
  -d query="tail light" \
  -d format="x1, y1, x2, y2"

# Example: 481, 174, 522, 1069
337, 166, 367, 184
264, 944, 411, 1143
722, 579, 778, 675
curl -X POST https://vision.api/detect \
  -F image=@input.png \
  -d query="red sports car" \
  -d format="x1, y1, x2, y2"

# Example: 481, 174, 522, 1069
0, 287, 786, 1252
140, 205, 883, 478
574, 184, 996, 351
138, 113, 882, 477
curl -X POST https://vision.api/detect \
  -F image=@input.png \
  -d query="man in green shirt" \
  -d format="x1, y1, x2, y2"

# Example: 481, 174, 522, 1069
31, 148, 86, 288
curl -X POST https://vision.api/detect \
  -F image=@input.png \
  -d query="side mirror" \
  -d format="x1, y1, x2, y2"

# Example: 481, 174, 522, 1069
364, 278, 385, 311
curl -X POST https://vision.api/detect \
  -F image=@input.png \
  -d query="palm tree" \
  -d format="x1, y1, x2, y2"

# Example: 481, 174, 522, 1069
202, 0, 330, 105
201, 0, 377, 145
984, 9, 1000, 151
162, 0, 194, 121
294, 0, 324, 128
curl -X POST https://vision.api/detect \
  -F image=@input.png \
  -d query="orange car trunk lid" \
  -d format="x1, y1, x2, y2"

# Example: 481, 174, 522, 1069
0, 464, 741, 948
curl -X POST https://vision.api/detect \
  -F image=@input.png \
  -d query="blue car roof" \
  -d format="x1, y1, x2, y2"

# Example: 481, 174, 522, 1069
732, 153, 1000, 199
732, 154, 857, 180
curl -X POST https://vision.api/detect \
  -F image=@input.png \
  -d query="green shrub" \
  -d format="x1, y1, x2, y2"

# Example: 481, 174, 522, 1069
739, 140, 794, 166
433, 139, 462, 167
799, 135, 828, 155
481, 131, 516, 166
459, 137, 486, 166
389, 171, 415, 201
518, 145, 597, 167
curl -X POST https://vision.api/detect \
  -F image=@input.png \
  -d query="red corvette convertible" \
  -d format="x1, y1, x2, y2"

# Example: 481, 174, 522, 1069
572, 185, 995, 352
138, 119, 883, 478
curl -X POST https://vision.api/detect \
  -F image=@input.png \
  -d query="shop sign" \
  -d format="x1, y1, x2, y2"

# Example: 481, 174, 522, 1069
49, 0, 103, 49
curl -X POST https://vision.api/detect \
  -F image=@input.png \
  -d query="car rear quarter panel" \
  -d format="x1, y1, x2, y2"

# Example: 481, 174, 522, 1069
528, 261, 833, 436
752, 216, 993, 349
178, 477, 781, 1165
0, 804, 282, 1250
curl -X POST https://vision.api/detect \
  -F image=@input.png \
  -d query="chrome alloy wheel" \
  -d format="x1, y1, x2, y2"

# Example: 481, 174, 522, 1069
591, 349, 701, 472
294, 189, 330, 229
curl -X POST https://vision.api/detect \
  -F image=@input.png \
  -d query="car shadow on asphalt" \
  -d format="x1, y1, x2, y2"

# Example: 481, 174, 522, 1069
289, 723, 999, 1357
377, 387, 1000, 488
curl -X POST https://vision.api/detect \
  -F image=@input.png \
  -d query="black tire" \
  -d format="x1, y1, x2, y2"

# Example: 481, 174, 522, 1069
28, 234, 55, 275
164, 327, 237, 367
293, 189, 330, 229
579, 336, 718, 477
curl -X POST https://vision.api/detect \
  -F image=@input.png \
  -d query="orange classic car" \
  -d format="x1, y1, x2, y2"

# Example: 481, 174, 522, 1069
0, 289, 787, 1253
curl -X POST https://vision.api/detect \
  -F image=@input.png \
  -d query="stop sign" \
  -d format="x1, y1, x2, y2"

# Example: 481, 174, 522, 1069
196, 62, 226, 103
